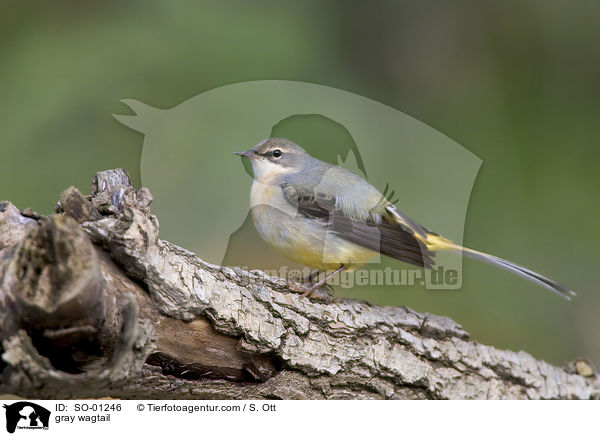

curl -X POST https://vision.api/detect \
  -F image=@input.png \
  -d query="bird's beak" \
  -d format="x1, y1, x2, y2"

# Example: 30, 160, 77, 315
234, 150, 255, 159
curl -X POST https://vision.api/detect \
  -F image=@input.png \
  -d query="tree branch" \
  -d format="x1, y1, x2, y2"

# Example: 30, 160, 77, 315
0, 169, 598, 399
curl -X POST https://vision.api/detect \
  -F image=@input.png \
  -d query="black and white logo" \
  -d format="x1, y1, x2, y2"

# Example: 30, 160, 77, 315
3, 402, 50, 433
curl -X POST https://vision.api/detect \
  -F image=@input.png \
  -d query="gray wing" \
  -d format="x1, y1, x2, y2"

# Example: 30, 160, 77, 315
281, 173, 434, 268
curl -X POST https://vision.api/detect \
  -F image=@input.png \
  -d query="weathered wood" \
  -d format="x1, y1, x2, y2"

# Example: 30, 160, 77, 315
0, 169, 598, 399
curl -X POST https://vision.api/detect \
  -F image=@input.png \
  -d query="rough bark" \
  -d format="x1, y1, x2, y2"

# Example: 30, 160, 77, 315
0, 169, 598, 399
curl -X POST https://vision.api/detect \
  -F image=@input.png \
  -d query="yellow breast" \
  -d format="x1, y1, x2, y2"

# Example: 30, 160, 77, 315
249, 180, 377, 271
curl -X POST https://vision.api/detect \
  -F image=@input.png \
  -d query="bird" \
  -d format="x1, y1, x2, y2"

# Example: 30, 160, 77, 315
234, 138, 575, 299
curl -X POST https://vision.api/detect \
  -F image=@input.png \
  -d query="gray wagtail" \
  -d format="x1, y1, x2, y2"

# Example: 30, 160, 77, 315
235, 138, 574, 299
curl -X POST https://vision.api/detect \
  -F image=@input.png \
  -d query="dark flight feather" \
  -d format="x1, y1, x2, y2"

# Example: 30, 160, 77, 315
281, 183, 434, 269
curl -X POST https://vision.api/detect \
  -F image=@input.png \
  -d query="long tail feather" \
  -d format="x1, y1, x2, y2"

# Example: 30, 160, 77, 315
423, 234, 575, 299
460, 246, 575, 299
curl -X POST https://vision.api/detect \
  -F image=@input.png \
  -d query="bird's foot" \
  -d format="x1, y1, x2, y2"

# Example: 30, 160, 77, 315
286, 280, 334, 301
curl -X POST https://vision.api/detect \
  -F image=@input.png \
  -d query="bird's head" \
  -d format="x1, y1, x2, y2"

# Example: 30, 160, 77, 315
235, 138, 311, 183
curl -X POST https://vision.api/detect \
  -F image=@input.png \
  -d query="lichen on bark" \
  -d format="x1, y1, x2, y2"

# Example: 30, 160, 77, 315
0, 169, 598, 399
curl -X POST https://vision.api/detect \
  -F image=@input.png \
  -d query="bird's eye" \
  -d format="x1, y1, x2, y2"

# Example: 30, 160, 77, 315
272, 149, 282, 158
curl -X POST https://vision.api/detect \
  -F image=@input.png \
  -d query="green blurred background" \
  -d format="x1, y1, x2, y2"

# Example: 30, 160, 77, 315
1, 0, 598, 366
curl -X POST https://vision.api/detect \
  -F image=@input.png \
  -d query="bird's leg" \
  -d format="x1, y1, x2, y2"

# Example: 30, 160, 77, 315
300, 265, 345, 298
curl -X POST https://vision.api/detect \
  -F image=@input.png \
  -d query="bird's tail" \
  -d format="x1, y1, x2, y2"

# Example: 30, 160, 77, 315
423, 234, 575, 299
